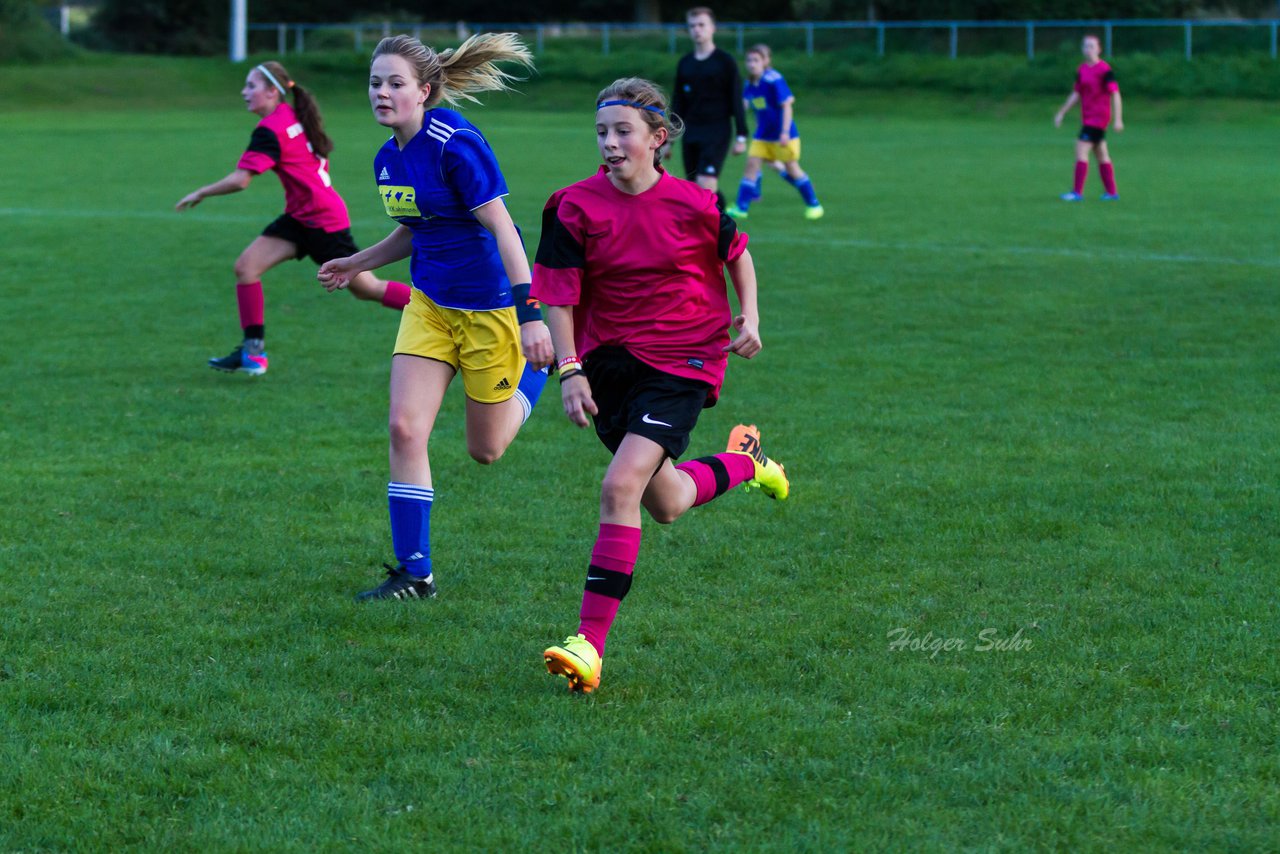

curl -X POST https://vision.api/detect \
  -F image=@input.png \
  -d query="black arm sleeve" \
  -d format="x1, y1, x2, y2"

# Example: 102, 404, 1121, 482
245, 126, 281, 163
1103, 69, 1117, 86
717, 210, 740, 262
728, 57, 748, 138
534, 202, 586, 271
672, 58, 689, 122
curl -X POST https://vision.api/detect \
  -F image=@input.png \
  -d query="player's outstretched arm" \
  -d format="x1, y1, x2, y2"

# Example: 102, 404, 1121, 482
473, 198, 553, 369
1054, 92, 1079, 128
317, 225, 413, 291
724, 248, 761, 359
544, 304, 596, 428
175, 169, 253, 211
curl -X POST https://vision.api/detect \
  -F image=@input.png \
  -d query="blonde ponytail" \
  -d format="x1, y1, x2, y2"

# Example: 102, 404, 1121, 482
372, 32, 534, 110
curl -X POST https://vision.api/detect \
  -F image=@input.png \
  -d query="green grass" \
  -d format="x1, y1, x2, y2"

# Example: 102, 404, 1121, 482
1, 61, 1277, 850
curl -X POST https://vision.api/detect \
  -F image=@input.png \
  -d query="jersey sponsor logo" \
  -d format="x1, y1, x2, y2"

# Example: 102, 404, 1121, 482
750, 96, 768, 109
286, 122, 304, 139
379, 166, 391, 180
379, 185, 421, 218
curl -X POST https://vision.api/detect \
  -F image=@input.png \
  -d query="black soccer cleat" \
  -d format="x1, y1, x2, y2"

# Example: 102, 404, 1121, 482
208, 343, 268, 375
355, 563, 437, 601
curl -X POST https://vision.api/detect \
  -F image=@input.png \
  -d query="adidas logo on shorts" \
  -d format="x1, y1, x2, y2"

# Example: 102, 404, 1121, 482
493, 377, 511, 391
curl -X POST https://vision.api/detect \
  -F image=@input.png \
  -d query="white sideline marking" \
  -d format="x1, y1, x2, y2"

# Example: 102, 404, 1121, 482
3, 207, 1276, 269
754, 232, 1280, 270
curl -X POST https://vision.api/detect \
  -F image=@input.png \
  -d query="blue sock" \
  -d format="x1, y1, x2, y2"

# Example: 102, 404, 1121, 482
735, 179, 755, 211
794, 176, 820, 207
513, 363, 549, 424
388, 482, 433, 577
752, 173, 764, 198
780, 171, 800, 187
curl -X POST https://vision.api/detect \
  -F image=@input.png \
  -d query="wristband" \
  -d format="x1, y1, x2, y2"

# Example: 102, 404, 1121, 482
559, 369, 584, 383
557, 355, 582, 373
511, 283, 542, 324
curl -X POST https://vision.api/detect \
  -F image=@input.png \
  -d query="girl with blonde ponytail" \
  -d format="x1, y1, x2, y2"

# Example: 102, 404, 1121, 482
176, 60, 410, 376
318, 34, 553, 602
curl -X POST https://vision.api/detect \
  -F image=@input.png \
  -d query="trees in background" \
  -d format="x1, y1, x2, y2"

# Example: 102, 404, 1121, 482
79, 0, 1280, 55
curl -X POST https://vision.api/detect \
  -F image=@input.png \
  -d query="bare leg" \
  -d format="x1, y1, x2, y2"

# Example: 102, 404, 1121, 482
388, 355, 454, 486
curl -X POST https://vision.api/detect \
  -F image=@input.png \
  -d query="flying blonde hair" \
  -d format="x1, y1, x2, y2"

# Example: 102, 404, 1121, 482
372, 32, 533, 109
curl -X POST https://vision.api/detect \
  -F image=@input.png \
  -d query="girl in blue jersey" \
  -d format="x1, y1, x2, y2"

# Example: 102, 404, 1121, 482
727, 44, 823, 221
318, 33, 553, 601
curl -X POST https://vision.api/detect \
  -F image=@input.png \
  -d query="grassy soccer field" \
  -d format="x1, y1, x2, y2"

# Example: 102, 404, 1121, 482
1, 60, 1277, 850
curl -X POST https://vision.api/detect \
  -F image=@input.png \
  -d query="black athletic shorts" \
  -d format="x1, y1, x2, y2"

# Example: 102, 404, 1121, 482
262, 214, 359, 264
583, 346, 714, 460
1078, 125, 1106, 144
681, 123, 732, 181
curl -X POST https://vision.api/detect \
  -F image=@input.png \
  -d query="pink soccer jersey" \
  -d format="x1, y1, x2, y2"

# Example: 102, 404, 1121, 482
1075, 61, 1119, 128
236, 102, 350, 232
532, 166, 749, 401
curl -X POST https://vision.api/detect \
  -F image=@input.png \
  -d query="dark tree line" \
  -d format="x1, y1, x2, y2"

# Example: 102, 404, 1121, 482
20, 0, 1279, 56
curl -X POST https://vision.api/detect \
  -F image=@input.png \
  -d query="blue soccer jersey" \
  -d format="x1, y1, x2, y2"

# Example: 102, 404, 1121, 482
743, 70, 798, 142
373, 108, 514, 311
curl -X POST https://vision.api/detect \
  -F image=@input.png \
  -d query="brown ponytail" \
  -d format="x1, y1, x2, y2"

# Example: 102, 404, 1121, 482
258, 60, 334, 157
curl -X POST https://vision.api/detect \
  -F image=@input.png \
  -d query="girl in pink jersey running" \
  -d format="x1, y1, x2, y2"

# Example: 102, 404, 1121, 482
532, 77, 790, 694
1054, 34, 1124, 202
176, 60, 411, 376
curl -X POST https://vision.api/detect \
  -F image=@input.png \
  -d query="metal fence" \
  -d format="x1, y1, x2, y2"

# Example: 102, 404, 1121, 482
247, 19, 1280, 61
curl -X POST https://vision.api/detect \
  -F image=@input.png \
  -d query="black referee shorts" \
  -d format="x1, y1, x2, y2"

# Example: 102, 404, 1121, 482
681, 124, 732, 181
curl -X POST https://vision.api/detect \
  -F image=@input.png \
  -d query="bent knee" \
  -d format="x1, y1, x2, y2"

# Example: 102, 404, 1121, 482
467, 442, 506, 465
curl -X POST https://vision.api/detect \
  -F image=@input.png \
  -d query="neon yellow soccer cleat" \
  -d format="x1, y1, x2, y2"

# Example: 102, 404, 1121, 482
544, 634, 602, 694
727, 423, 790, 501
804, 204, 824, 221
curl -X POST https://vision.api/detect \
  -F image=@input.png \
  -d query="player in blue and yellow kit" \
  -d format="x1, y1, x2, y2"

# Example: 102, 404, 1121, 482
727, 44, 823, 221
318, 33, 553, 601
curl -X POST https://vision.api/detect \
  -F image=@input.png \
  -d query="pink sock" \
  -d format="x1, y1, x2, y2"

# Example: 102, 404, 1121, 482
1099, 162, 1117, 195
1073, 162, 1088, 195
381, 280, 411, 310
236, 281, 265, 329
577, 523, 641, 656
675, 452, 756, 507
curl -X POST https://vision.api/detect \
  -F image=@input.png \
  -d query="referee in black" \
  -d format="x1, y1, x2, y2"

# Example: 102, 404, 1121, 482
670, 6, 749, 209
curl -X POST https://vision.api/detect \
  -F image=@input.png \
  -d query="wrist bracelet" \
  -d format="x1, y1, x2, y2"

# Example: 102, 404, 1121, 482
559, 369, 584, 383
557, 356, 583, 372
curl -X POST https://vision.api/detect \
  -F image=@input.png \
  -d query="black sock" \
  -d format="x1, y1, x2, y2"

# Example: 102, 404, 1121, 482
243, 324, 265, 341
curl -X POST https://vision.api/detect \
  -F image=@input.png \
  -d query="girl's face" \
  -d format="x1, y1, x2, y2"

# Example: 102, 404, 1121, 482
596, 104, 666, 185
369, 53, 429, 130
242, 70, 279, 116
745, 52, 766, 81
1082, 37, 1101, 61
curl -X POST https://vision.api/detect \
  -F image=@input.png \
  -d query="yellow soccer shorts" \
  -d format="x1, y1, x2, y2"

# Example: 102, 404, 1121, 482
393, 289, 525, 404
748, 138, 802, 163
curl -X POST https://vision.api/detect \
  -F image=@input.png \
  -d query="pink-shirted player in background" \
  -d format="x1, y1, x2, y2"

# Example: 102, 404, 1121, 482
176, 61, 411, 376
1054, 34, 1124, 202
532, 77, 790, 695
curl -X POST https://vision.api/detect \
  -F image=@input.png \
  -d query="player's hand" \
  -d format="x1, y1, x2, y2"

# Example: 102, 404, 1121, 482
317, 257, 361, 292
1113, 119, 1124, 133
777, 132, 790, 146
520, 320, 554, 371
1053, 112, 1064, 128
561, 374, 597, 428
175, 192, 202, 212
724, 314, 761, 359
731, 138, 747, 156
